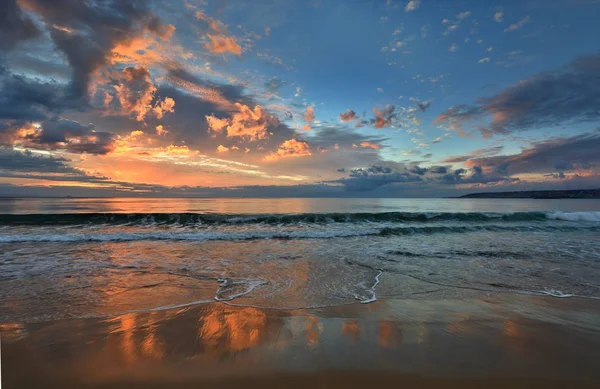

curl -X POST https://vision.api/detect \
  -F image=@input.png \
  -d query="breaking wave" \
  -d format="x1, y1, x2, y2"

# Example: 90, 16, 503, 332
2, 211, 600, 226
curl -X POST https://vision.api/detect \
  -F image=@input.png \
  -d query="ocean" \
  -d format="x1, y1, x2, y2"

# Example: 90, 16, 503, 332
1, 197, 600, 323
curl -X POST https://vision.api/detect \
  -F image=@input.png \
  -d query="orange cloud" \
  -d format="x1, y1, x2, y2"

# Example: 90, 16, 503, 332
360, 142, 380, 150
372, 105, 395, 128
340, 109, 358, 122
265, 27, 271, 37
304, 106, 315, 122
166, 144, 192, 154
216, 145, 229, 153
195, 11, 222, 33
153, 97, 175, 119
264, 139, 311, 161
206, 103, 271, 140
206, 115, 230, 133
113, 66, 156, 122
205, 34, 242, 55
155, 125, 168, 136
303, 124, 311, 131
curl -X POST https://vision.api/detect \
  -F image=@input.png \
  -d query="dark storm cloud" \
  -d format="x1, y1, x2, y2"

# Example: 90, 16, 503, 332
0, 118, 115, 155
0, 67, 72, 121
410, 166, 428, 175
437, 166, 516, 185
0, 147, 77, 174
429, 166, 448, 174
0, 0, 41, 51
463, 131, 600, 175
0, 147, 111, 182
435, 52, 600, 137
328, 163, 423, 191
21, 0, 169, 99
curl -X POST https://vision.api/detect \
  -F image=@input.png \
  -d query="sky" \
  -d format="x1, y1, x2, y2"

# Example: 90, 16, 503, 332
1, 0, 600, 197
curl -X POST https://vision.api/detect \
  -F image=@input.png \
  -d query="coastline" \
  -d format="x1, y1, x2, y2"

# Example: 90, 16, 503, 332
3, 295, 600, 388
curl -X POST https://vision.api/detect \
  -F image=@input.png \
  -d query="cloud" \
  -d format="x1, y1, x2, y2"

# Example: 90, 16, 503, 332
460, 131, 600, 176
340, 109, 358, 122
457, 11, 471, 20
210, 103, 272, 140
205, 34, 242, 55
442, 146, 505, 164
2, 118, 115, 154
437, 166, 516, 186
20, 0, 172, 99
360, 142, 380, 150
113, 66, 157, 122
153, 97, 175, 119
372, 105, 396, 128
405, 0, 420, 12
0, 147, 83, 175
478, 57, 491, 64
434, 52, 600, 137
155, 125, 168, 136
304, 106, 315, 122
493, 11, 504, 22
449, 44, 458, 52
331, 163, 423, 191
505, 16, 531, 32
195, 10, 223, 33
216, 145, 229, 153
303, 124, 311, 131
264, 139, 311, 161
0, 0, 41, 51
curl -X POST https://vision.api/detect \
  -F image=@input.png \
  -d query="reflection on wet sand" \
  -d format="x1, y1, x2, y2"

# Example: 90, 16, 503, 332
3, 297, 600, 388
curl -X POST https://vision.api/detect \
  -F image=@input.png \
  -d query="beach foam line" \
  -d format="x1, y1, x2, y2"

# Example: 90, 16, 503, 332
1, 224, 599, 243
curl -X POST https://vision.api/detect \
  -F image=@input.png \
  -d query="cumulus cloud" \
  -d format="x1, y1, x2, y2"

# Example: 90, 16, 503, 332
153, 97, 175, 119
493, 11, 504, 22
206, 103, 272, 140
264, 139, 311, 161
113, 66, 157, 121
478, 57, 491, 64
434, 52, 600, 137
331, 163, 423, 191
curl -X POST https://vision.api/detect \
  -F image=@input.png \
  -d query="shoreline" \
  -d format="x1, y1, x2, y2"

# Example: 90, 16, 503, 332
3, 295, 600, 388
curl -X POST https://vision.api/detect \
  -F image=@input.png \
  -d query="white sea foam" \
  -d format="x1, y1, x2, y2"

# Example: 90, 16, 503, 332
547, 211, 600, 222
360, 270, 383, 304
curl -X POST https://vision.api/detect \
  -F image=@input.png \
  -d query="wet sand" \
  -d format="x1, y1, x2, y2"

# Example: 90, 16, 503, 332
2, 295, 600, 388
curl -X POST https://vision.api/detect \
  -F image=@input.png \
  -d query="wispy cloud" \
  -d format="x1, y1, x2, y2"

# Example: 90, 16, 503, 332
505, 16, 531, 32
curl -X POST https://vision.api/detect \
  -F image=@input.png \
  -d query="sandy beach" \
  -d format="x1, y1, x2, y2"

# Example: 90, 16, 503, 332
3, 295, 600, 388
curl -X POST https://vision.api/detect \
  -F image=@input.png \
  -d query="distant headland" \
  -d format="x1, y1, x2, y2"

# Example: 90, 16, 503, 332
458, 189, 600, 199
